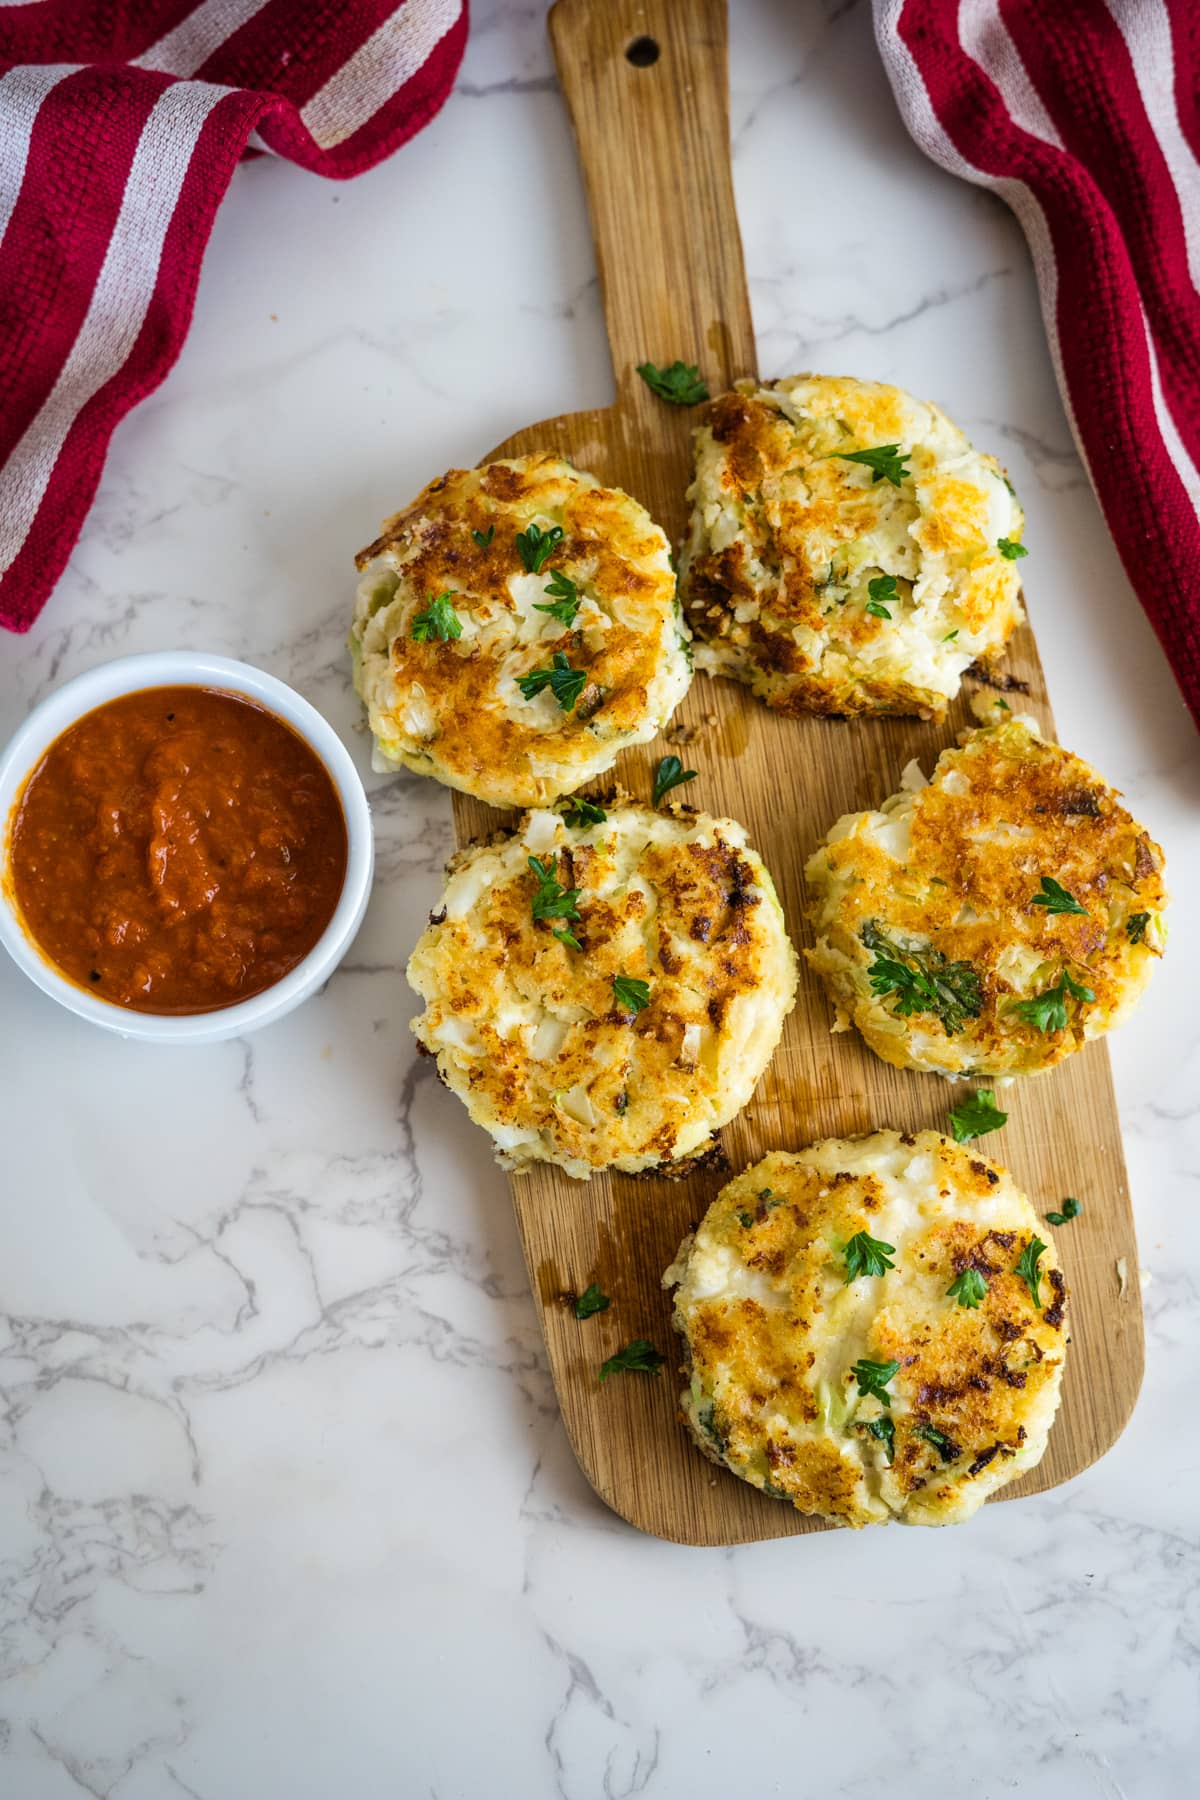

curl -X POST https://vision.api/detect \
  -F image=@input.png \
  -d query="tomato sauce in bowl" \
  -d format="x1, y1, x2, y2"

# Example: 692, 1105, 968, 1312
5, 685, 349, 1015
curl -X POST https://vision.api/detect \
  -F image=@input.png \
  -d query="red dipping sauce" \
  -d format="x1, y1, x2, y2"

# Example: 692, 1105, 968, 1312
6, 685, 348, 1014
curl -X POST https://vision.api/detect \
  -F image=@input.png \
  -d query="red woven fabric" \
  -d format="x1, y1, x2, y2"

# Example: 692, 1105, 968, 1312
876, 0, 1200, 730
0, 1, 467, 632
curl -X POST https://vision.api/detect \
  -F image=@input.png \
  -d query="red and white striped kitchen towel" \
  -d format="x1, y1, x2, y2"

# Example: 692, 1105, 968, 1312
877, 0, 1200, 731
0, 0, 467, 636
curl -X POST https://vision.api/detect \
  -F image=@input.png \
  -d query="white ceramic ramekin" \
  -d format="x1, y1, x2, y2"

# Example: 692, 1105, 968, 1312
0, 652, 374, 1044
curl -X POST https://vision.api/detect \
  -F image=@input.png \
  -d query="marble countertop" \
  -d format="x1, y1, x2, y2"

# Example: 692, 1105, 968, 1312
2, 4, 1198, 1795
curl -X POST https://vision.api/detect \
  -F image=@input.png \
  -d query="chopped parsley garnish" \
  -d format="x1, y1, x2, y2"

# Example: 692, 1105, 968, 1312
516, 650, 589, 711
865, 574, 897, 620
997, 537, 1028, 560
851, 1358, 901, 1409
574, 1282, 611, 1320
516, 522, 563, 574
865, 1417, 895, 1464
1125, 912, 1150, 945
1031, 876, 1087, 917
652, 754, 697, 807
1045, 1197, 1081, 1226
861, 921, 982, 1036
636, 359, 709, 405
1015, 1235, 1047, 1308
914, 1423, 958, 1462
946, 1268, 989, 1308
943, 629, 959, 643
738, 1191, 785, 1228
534, 567, 581, 626
560, 795, 607, 827
553, 928, 582, 950
1012, 968, 1095, 1034
831, 443, 912, 488
472, 525, 495, 548
528, 855, 581, 932
612, 974, 651, 1015
410, 591, 462, 642
947, 1089, 1008, 1143
843, 1230, 897, 1284
599, 1339, 665, 1381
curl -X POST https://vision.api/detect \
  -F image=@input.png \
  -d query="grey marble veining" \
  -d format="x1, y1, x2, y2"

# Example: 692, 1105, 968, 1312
1, 3, 1197, 1795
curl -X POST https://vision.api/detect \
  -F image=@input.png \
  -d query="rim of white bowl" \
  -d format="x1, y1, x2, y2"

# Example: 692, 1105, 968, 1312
0, 652, 374, 1044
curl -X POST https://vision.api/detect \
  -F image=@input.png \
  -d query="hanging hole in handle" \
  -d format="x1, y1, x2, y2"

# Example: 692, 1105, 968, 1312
626, 36, 660, 67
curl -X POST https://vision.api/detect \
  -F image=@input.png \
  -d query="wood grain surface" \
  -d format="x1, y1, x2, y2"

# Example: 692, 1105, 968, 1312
448, 0, 1144, 1544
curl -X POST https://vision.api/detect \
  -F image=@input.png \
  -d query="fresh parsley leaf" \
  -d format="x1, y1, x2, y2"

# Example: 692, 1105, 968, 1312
736, 1209, 754, 1229
843, 1230, 897, 1284
866, 574, 897, 620
865, 1417, 895, 1464
472, 525, 495, 548
831, 443, 912, 487
560, 795, 607, 827
946, 1268, 989, 1308
1045, 1197, 1081, 1226
1012, 968, 1095, 1034
599, 1339, 665, 1381
1015, 1235, 1047, 1308
534, 567, 581, 626
516, 650, 589, 711
574, 1282, 611, 1320
943, 629, 960, 643
1031, 876, 1087, 917
528, 854, 581, 928
636, 359, 709, 406
553, 927, 582, 950
851, 1358, 901, 1409
612, 974, 651, 1015
815, 560, 849, 601
516, 522, 563, 574
1125, 912, 1150, 945
947, 1089, 1008, 1143
410, 591, 462, 642
861, 922, 982, 1036
652, 754, 698, 807
997, 537, 1028, 560
914, 1423, 958, 1462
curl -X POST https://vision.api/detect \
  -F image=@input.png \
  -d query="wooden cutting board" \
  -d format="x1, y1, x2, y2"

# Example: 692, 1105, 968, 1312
450, 0, 1144, 1544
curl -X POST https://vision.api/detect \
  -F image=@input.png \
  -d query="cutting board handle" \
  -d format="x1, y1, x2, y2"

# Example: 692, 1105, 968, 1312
548, 0, 757, 405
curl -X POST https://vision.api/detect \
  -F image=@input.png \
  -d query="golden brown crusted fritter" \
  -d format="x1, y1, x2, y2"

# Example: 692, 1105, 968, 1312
805, 720, 1167, 1077
350, 455, 690, 809
407, 804, 797, 1178
666, 1132, 1068, 1527
679, 374, 1024, 719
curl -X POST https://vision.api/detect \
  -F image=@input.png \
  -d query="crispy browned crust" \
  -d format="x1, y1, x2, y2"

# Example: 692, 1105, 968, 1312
806, 721, 1168, 1076
353, 456, 683, 806
409, 809, 794, 1173
671, 1134, 1068, 1527
679, 376, 1023, 719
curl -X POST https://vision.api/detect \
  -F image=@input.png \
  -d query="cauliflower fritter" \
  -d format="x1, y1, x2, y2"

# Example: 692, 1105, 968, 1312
666, 1132, 1067, 1527
679, 373, 1024, 718
352, 455, 691, 809
408, 802, 797, 1178
805, 720, 1167, 1077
